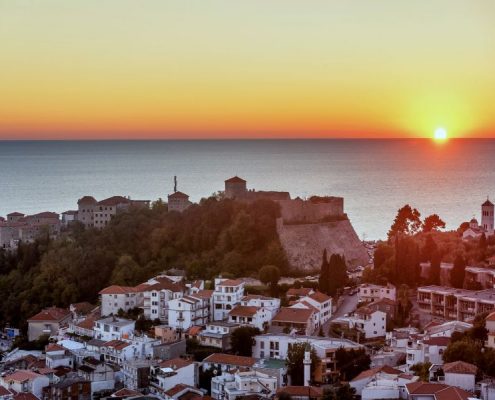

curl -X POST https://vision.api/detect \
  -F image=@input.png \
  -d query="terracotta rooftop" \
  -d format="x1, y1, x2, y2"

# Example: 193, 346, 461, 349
13, 393, 39, 400
273, 307, 314, 324
111, 388, 143, 398
192, 290, 214, 299
276, 386, 323, 398
0, 387, 14, 396
98, 285, 137, 295
405, 382, 471, 400
225, 176, 246, 183
98, 196, 131, 206
423, 337, 451, 346
443, 361, 477, 375
229, 305, 259, 318
486, 311, 495, 322
351, 365, 402, 382
186, 326, 203, 336
217, 279, 243, 287
308, 291, 331, 303
78, 196, 97, 205
102, 340, 130, 350
4, 370, 44, 382
159, 357, 194, 370
28, 307, 71, 322
168, 191, 189, 199
203, 353, 256, 367
71, 302, 95, 315
286, 287, 313, 297
165, 384, 198, 397
29, 211, 59, 219
7, 211, 25, 216
45, 343, 66, 353
75, 316, 96, 330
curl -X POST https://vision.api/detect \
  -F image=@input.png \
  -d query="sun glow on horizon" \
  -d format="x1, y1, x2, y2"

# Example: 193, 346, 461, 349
434, 127, 448, 141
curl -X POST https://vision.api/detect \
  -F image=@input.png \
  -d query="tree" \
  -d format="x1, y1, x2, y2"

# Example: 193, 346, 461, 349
320, 253, 348, 297
230, 326, 261, 356
388, 205, 422, 239
259, 265, 281, 296
450, 254, 466, 289
423, 214, 446, 233
318, 249, 329, 294
286, 343, 320, 386
410, 362, 432, 381
443, 339, 481, 365
322, 385, 356, 400
421, 235, 438, 262
335, 347, 370, 381
429, 251, 441, 285
111, 255, 142, 286
395, 236, 420, 286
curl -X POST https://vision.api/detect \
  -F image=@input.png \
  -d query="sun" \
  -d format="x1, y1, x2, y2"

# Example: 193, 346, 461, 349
434, 127, 448, 141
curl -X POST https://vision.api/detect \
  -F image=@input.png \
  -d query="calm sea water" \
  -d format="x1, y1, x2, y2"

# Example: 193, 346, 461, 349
0, 139, 494, 239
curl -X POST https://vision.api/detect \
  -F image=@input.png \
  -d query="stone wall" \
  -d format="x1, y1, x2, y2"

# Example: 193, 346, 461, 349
278, 197, 344, 224
277, 217, 369, 272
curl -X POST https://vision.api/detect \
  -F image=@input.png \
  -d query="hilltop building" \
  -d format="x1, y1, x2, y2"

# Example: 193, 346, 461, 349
463, 198, 495, 239
76, 195, 150, 228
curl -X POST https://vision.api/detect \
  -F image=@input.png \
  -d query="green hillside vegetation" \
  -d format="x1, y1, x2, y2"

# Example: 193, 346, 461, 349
0, 197, 287, 328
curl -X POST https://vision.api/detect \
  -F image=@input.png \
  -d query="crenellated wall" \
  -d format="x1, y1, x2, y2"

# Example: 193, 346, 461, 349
278, 197, 344, 224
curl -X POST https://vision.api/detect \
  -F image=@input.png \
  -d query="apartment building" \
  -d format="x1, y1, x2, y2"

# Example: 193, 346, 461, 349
228, 305, 272, 331
406, 336, 450, 370
241, 295, 281, 317
271, 307, 316, 336
417, 285, 495, 321
333, 308, 387, 339
27, 307, 72, 341
167, 290, 213, 331
198, 322, 239, 351
211, 370, 277, 400
358, 283, 396, 304
93, 317, 135, 341
77, 195, 150, 229
99, 286, 140, 316
213, 278, 245, 321
141, 277, 185, 323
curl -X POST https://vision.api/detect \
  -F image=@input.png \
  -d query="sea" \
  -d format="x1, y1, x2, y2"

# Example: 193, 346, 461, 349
1, 139, 494, 240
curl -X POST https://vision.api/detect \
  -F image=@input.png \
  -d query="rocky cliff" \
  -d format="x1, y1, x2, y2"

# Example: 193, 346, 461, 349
276, 218, 369, 273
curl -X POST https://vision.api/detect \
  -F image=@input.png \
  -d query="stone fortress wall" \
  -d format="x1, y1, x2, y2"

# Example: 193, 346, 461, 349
223, 176, 369, 272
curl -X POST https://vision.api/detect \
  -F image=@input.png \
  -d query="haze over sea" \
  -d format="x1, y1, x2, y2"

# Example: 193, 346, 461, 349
1, 139, 494, 240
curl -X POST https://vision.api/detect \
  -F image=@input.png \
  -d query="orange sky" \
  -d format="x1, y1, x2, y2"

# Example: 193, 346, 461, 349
1, 1, 495, 139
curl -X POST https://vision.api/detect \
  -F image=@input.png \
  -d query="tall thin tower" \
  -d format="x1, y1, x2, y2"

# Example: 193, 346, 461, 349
481, 197, 494, 236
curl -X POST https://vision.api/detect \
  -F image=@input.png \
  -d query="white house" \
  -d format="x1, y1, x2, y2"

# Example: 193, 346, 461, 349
99, 285, 140, 316
77, 356, 115, 396
0, 370, 49, 398
350, 365, 418, 399
94, 317, 135, 341
443, 361, 477, 393
334, 307, 387, 339
198, 322, 239, 351
150, 358, 197, 394
211, 370, 277, 400
45, 343, 74, 369
358, 283, 396, 304
141, 276, 185, 323
228, 305, 272, 331
271, 307, 316, 336
202, 353, 257, 373
213, 278, 245, 321
290, 291, 332, 329
241, 295, 280, 317
406, 336, 450, 370
167, 291, 213, 331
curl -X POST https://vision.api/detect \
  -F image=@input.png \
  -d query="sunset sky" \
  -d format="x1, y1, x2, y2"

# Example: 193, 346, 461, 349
1, 1, 495, 139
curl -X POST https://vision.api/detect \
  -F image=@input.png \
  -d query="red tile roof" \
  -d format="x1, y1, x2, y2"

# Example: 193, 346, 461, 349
7, 212, 24, 216
0, 387, 14, 396
203, 353, 256, 367
4, 370, 44, 382
98, 285, 137, 295
78, 196, 97, 205
351, 365, 402, 382
75, 317, 96, 330
486, 311, 495, 322
229, 305, 259, 318
111, 388, 143, 398
159, 358, 194, 370
308, 291, 331, 303
13, 393, 39, 400
102, 340, 130, 350
443, 361, 477, 375
193, 290, 214, 299
28, 307, 71, 322
286, 288, 313, 297
405, 382, 471, 400
98, 196, 131, 206
164, 384, 198, 397
45, 343, 66, 352
217, 279, 243, 287
276, 386, 323, 398
225, 176, 246, 183
273, 307, 314, 324
168, 191, 189, 199
423, 337, 450, 346
186, 326, 203, 336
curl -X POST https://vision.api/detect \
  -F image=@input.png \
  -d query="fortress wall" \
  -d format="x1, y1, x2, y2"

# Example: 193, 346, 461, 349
278, 197, 344, 223
276, 218, 369, 272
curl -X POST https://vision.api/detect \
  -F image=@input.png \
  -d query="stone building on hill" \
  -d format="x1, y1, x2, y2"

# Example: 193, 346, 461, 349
222, 176, 368, 271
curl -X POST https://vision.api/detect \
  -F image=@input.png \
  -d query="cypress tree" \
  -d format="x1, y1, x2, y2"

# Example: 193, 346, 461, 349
318, 249, 329, 294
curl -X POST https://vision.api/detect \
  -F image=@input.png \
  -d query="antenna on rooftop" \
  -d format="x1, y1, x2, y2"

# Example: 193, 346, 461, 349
174, 176, 177, 193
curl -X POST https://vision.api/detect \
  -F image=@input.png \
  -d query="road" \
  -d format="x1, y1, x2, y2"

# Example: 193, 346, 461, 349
320, 293, 359, 336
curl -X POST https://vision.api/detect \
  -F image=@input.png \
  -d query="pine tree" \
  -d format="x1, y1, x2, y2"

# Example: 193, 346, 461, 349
429, 251, 441, 285
319, 249, 329, 294
451, 254, 466, 289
